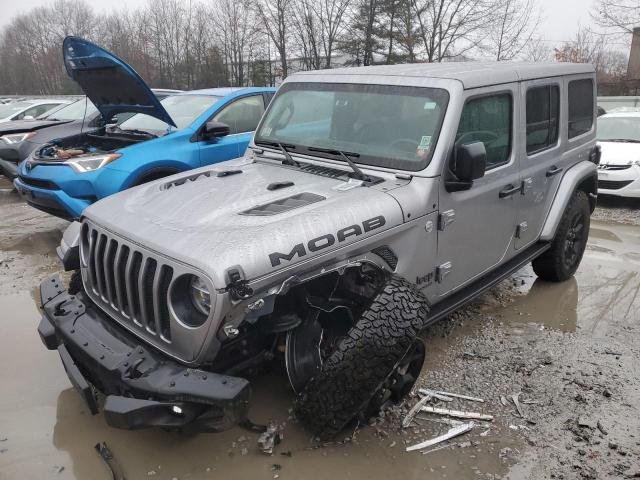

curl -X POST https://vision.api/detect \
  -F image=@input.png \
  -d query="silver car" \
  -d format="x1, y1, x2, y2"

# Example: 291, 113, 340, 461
38, 62, 599, 439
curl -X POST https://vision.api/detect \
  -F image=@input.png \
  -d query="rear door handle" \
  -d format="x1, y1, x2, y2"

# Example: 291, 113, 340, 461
499, 184, 522, 198
546, 166, 563, 177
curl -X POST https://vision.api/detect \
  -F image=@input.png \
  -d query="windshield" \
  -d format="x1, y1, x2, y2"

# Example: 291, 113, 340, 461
254, 82, 449, 171
597, 116, 640, 143
119, 94, 221, 133
0, 101, 34, 118
45, 98, 97, 121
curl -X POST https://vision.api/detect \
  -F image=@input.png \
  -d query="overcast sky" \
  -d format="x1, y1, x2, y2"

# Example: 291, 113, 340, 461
0, 0, 603, 46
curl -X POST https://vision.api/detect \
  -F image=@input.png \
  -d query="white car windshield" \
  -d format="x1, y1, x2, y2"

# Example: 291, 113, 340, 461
119, 94, 221, 133
45, 98, 98, 121
0, 101, 34, 118
597, 116, 640, 143
254, 82, 450, 171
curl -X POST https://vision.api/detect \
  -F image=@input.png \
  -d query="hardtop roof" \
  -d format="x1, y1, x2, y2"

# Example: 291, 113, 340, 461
291, 62, 595, 89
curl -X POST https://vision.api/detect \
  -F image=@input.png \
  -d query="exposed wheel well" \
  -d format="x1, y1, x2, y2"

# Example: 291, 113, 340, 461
132, 168, 181, 187
577, 172, 597, 212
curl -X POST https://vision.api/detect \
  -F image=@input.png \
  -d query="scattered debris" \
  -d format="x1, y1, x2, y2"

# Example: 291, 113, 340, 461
402, 396, 432, 427
578, 417, 596, 430
603, 349, 622, 356
95, 442, 126, 480
512, 392, 525, 418
500, 395, 509, 407
258, 423, 283, 455
417, 389, 453, 402
419, 388, 484, 403
406, 422, 474, 452
53, 466, 65, 474
597, 420, 608, 436
420, 405, 493, 421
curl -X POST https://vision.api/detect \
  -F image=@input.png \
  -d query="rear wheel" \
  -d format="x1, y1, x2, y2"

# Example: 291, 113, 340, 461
533, 190, 590, 282
290, 275, 428, 440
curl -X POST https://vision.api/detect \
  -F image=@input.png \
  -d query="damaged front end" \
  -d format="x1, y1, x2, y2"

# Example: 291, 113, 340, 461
37, 274, 250, 432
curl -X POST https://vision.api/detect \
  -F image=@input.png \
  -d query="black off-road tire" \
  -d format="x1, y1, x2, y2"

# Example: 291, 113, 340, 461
67, 270, 83, 295
294, 275, 429, 440
533, 190, 590, 282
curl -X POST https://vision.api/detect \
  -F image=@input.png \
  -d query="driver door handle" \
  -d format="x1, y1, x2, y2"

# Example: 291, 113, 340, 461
499, 183, 522, 198
546, 166, 563, 177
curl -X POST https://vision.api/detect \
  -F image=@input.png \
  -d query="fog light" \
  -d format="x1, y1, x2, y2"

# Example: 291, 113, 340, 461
171, 405, 183, 416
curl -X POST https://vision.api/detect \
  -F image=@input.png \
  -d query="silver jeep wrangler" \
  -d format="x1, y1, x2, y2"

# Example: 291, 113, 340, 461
38, 62, 600, 439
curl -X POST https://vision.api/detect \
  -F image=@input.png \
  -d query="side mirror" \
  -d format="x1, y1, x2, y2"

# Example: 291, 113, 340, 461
202, 121, 230, 140
446, 142, 486, 192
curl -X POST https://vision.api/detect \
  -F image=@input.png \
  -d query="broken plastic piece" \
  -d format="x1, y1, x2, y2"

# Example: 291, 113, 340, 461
95, 442, 126, 480
512, 392, 525, 418
418, 389, 453, 402
258, 423, 283, 455
420, 405, 493, 421
406, 422, 474, 452
421, 389, 484, 403
403, 395, 431, 427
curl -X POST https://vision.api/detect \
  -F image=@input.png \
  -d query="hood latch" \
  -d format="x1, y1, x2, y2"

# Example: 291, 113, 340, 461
225, 268, 254, 300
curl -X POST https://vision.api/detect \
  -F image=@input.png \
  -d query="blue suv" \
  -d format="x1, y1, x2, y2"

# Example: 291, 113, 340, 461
15, 37, 275, 220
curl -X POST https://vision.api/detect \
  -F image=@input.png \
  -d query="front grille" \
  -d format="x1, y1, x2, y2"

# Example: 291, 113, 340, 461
81, 222, 174, 343
18, 176, 58, 190
598, 180, 634, 190
599, 164, 632, 171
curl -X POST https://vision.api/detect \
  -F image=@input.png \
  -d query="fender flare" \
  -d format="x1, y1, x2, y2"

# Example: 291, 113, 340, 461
540, 161, 597, 242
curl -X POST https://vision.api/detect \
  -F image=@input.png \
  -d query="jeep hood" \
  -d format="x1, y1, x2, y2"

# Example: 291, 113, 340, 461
83, 160, 404, 286
62, 36, 176, 127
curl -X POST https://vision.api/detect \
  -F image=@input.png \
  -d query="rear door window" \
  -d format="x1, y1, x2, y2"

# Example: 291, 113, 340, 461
214, 95, 266, 134
526, 85, 560, 154
568, 79, 594, 139
456, 93, 513, 170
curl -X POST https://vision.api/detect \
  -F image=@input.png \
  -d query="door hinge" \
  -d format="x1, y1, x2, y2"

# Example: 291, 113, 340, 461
438, 209, 456, 231
436, 262, 452, 283
515, 221, 528, 239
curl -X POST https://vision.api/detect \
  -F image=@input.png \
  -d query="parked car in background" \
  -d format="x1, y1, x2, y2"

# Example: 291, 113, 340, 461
0, 91, 180, 180
14, 36, 275, 219
0, 99, 71, 123
596, 112, 640, 198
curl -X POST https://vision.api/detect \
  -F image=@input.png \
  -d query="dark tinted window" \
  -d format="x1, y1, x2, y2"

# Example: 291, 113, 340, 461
526, 85, 560, 154
568, 79, 594, 139
456, 94, 512, 170
214, 95, 265, 134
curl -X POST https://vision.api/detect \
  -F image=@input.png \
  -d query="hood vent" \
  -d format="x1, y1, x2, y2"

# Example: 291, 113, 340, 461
241, 192, 325, 216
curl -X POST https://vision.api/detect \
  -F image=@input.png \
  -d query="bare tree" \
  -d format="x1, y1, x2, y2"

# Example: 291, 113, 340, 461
486, 0, 540, 61
523, 37, 553, 62
256, 0, 293, 78
411, 0, 495, 62
591, 0, 640, 35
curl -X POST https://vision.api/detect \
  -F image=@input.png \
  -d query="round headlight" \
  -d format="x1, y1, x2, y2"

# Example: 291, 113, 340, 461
190, 276, 211, 315
169, 274, 213, 328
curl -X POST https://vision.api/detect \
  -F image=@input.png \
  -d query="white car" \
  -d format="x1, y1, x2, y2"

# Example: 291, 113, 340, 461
597, 112, 640, 198
0, 99, 72, 123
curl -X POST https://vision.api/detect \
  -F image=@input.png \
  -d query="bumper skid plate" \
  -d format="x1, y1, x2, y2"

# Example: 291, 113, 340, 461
38, 274, 251, 432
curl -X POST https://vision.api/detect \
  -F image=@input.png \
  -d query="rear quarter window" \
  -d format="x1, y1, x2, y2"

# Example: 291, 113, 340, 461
568, 79, 594, 139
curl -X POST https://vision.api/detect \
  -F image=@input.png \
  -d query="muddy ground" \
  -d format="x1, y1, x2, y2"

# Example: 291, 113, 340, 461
0, 175, 639, 480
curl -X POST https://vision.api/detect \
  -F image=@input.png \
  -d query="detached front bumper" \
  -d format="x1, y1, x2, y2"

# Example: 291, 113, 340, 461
37, 274, 250, 432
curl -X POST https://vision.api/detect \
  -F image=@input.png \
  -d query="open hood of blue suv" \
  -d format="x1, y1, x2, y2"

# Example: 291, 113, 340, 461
62, 36, 176, 128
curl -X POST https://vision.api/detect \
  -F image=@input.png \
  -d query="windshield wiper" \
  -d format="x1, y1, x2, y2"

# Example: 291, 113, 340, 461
306, 146, 370, 182
110, 125, 157, 138
254, 140, 300, 167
